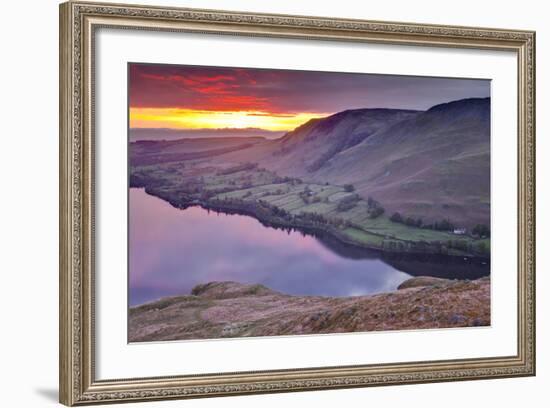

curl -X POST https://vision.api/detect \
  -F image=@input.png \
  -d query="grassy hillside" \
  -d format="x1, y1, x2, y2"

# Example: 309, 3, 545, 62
217, 108, 419, 176
309, 98, 491, 227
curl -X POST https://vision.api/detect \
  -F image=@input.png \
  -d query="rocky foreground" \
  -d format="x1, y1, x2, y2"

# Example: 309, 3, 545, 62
129, 277, 490, 342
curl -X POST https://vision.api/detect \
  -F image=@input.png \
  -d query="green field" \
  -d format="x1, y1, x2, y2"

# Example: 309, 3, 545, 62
215, 181, 471, 242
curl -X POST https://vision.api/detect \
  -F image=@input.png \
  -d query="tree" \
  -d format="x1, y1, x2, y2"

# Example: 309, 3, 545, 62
472, 224, 490, 238
436, 218, 455, 231
366, 196, 384, 219
475, 240, 490, 255
368, 206, 384, 219
343, 184, 355, 192
390, 212, 403, 223
451, 239, 468, 252
336, 194, 360, 212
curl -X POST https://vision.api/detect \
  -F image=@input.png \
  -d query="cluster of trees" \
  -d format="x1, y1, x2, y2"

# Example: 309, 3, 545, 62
209, 195, 352, 234
441, 239, 488, 255
473, 240, 490, 254
380, 239, 446, 254
273, 175, 301, 185
366, 196, 385, 219
380, 238, 488, 256
294, 210, 354, 231
430, 219, 456, 231
299, 186, 315, 204
209, 197, 291, 224
390, 212, 422, 226
294, 210, 329, 225
472, 224, 491, 238
258, 200, 291, 220
336, 194, 361, 212
381, 239, 413, 252
389, 211, 491, 238
335, 192, 384, 219
389, 212, 457, 231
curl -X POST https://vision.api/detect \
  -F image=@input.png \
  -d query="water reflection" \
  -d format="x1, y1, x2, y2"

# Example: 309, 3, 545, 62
129, 189, 488, 306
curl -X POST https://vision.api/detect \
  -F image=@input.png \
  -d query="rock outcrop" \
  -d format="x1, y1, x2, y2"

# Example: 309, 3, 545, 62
129, 278, 490, 342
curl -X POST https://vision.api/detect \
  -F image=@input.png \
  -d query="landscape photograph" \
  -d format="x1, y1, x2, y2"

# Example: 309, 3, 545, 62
128, 63, 491, 342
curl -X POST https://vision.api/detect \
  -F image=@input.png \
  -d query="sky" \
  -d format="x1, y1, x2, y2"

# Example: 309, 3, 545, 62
129, 63, 490, 132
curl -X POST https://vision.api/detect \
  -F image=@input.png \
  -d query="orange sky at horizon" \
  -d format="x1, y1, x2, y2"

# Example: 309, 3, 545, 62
129, 64, 490, 133
129, 107, 329, 131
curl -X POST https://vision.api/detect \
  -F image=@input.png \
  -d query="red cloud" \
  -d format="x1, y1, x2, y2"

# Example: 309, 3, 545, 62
129, 62, 491, 115
130, 64, 273, 112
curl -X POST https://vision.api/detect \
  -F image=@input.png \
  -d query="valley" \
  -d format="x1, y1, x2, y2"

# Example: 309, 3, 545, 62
130, 97, 491, 259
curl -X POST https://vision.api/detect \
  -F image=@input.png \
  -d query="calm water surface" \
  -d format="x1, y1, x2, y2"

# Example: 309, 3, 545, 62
129, 188, 489, 306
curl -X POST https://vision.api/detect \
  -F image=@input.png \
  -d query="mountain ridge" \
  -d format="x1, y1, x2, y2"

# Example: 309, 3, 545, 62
234, 97, 490, 227
129, 97, 490, 228
305, 97, 491, 227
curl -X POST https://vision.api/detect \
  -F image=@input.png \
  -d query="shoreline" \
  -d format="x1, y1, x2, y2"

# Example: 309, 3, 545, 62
137, 185, 491, 262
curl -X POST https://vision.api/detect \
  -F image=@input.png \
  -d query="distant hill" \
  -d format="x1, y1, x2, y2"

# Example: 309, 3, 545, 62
265, 108, 421, 173
130, 136, 266, 166
129, 127, 284, 142
214, 108, 419, 175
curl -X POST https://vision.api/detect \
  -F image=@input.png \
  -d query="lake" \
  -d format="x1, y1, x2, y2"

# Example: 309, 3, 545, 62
129, 188, 490, 306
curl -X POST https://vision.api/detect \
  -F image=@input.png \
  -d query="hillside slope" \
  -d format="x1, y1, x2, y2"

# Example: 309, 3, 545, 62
217, 108, 419, 176
264, 108, 420, 174
310, 98, 491, 227
247, 98, 490, 227
129, 278, 490, 341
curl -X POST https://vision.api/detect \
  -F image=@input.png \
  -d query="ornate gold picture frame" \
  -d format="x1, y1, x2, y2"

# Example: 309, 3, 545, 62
59, 1, 535, 405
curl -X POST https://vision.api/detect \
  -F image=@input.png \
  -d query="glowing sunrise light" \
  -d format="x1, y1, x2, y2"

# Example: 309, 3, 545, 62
129, 108, 327, 132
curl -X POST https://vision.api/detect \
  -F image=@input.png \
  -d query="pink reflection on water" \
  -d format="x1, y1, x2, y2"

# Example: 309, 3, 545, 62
129, 188, 411, 305
130, 191, 341, 287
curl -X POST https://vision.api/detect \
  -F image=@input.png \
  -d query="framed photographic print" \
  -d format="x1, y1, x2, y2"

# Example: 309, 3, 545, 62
59, 1, 536, 405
